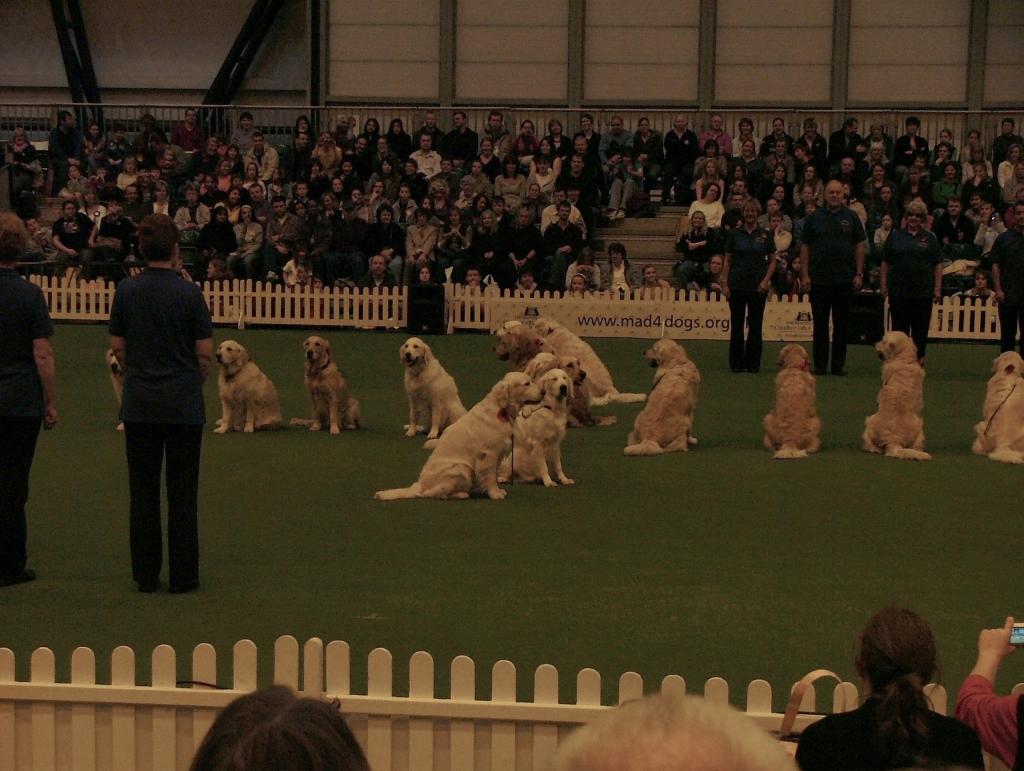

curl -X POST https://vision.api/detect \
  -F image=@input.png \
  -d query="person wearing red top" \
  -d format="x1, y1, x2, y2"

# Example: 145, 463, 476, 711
170, 108, 206, 153
955, 617, 1022, 769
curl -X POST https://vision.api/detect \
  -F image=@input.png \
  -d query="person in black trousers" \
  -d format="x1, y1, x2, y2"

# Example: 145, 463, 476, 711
880, 200, 943, 362
0, 213, 57, 587
992, 202, 1024, 355
799, 180, 867, 375
109, 214, 213, 594
722, 201, 775, 373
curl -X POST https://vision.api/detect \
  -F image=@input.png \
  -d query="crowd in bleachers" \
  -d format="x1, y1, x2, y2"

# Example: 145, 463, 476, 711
4, 109, 1023, 297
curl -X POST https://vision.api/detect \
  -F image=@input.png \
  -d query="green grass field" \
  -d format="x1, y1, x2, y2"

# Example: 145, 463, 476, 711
3, 324, 1022, 709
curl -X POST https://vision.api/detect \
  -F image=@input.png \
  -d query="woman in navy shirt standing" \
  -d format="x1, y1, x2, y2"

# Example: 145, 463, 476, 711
881, 199, 943, 362
721, 201, 776, 373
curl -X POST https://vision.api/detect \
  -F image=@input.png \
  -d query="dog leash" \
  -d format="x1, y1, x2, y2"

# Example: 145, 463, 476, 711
984, 381, 1018, 436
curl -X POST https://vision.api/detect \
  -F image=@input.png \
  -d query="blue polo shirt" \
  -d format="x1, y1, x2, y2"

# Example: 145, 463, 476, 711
0, 268, 54, 417
801, 206, 866, 286
724, 226, 772, 292
991, 228, 1024, 307
108, 268, 213, 424
883, 228, 941, 298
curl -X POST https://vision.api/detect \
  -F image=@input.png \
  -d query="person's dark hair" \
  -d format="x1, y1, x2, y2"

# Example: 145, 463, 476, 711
0, 213, 29, 262
704, 140, 719, 154
415, 207, 431, 220
113, 122, 127, 133
271, 195, 286, 205
855, 607, 938, 768
905, 116, 921, 128
239, 111, 254, 122
57, 109, 72, 123
189, 686, 368, 771
138, 214, 178, 263
453, 110, 467, 121
251, 130, 263, 140
1004, 117, 1016, 128
607, 241, 628, 262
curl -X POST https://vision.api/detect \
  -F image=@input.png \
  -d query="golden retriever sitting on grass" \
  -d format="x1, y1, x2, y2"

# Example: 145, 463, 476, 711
862, 331, 931, 460
214, 340, 283, 433
400, 336, 467, 440
289, 335, 361, 435
763, 344, 821, 459
624, 339, 700, 456
375, 372, 544, 500
971, 351, 1024, 464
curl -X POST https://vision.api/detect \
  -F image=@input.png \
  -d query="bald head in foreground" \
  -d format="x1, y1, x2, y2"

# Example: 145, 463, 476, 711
548, 693, 795, 771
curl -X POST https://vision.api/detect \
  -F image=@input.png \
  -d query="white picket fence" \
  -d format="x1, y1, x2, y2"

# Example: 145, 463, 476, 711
0, 635, 944, 771
27, 276, 1007, 343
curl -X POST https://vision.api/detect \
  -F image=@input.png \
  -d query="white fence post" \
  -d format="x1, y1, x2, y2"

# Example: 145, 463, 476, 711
490, 661, 517, 771
366, 648, 393, 770
30, 648, 56, 771
70, 647, 97, 771
408, 651, 434, 771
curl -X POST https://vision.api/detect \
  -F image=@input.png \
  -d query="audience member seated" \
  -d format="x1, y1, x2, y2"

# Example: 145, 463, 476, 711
549, 692, 794, 771
197, 204, 238, 276
604, 146, 641, 221
690, 183, 725, 229
954, 617, 1023, 770
992, 118, 1024, 167
675, 209, 717, 287
599, 241, 640, 295
893, 116, 929, 176
663, 114, 700, 205
357, 252, 397, 290
637, 264, 671, 297
541, 201, 582, 290
204, 257, 230, 284
564, 246, 601, 291
85, 198, 133, 279
188, 685, 368, 771
795, 607, 984, 771
632, 117, 663, 192
230, 204, 263, 278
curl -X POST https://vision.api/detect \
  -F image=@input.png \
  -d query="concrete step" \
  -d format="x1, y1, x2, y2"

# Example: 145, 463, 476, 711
598, 216, 678, 236
591, 233, 677, 258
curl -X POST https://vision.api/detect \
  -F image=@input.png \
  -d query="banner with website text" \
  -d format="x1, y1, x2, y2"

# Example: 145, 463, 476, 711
487, 295, 814, 341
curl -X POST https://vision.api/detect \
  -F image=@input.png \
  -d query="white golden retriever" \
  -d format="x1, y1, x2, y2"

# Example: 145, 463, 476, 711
401, 337, 467, 439
862, 331, 931, 460
214, 340, 283, 433
533, 317, 645, 406
493, 320, 553, 370
624, 339, 700, 456
763, 343, 821, 459
289, 335, 361, 435
498, 368, 575, 486
972, 351, 1024, 463
375, 372, 544, 501
106, 348, 124, 431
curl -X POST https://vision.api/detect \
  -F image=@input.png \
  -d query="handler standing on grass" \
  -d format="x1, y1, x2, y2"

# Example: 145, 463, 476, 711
0, 213, 57, 588
799, 180, 866, 376
109, 214, 213, 594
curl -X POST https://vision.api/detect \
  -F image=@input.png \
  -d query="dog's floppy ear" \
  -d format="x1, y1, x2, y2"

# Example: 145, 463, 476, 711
238, 346, 250, 366
323, 340, 333, 363
422, 342, 433, 362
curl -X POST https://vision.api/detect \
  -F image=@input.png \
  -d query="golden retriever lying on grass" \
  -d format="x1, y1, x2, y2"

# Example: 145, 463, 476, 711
401, 336, 467, 439
763, 343, 821, 459
498, 368, 575, 486
289, 335, 361, 435
214, 340, 283, 433
972, 351, 1024, 464
862, 331, 931, 460
375, 372, 543, 500
624, 339, 700, 456
533, 317, 646, 406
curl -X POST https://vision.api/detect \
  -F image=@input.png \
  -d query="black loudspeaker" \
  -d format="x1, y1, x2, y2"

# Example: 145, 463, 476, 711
847, 292, 885, 344
407, 284, 446, 335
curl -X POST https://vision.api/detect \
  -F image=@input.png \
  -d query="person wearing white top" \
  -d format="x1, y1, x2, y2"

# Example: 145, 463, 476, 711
408, 134, 442, 180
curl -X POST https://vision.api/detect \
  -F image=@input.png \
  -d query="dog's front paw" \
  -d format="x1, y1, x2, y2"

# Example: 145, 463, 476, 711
329, 425, 341, 435
542, 477, 558, 488
487, 488, 507, 500
426, 430, 439, 440
497, 475, 510, 484
405, 426, 418, 437
559, 476, 575, 486
308, 422, 322, 432
213, 424, 229, 434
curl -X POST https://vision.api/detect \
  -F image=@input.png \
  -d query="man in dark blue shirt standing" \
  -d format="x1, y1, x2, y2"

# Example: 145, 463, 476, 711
0, 213, 57, 587
992, 202, 1024, 355
799, 181, 867, 375
109, 215, 213, 594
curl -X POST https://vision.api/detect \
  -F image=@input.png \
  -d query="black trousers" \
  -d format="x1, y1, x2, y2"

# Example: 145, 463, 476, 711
728, 291, 767, 372
890, 296, 933, 358
0, 417, 42, 579
809, 284, 852, 373
999, 304, 1024, 355
124, 422, 203, 587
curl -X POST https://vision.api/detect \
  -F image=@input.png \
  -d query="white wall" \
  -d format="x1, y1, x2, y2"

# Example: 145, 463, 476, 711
0, 0, 307, 104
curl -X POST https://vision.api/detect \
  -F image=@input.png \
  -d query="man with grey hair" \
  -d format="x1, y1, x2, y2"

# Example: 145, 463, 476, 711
548, 693, 795, 771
